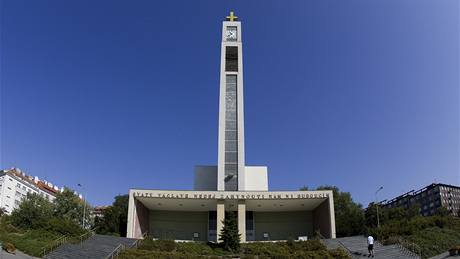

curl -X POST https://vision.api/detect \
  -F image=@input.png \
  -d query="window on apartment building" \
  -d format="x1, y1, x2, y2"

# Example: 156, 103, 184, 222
15, 191, 21, 197
22, 186, 26, 191
16, 183, 21, 188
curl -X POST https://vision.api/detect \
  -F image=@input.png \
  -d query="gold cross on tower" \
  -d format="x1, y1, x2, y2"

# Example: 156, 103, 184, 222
226, 11, 238, 21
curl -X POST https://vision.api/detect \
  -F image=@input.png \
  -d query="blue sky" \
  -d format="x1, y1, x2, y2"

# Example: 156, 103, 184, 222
1, 0, 459, 207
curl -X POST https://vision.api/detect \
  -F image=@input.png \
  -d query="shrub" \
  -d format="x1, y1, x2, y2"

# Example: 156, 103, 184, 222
242, 242, 290, 256
328, 248, 351, 259
296, 240, 327, 251
45, 217, 85, 236
175, 242, 216, 255
0, 229, 60, 257
138, 239, 176, 252
119, 249, 207, 259
405, 227, 460, 258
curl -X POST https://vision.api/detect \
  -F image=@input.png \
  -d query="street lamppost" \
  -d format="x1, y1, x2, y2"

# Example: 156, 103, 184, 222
375, 186, 383, 228
77, 184, 86, 229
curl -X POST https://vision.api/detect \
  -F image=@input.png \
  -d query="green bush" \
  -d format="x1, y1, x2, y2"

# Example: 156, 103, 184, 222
121, 239, 351, 259
367, 215, 460, 259
242, 242, 290, 256
175, 242, 217, 255
138, 239, 176, 252
119, 249, 216, 259
296, 240, 327, 251
405, 227, 460, 258
328, 248, 351, 259
45, 217, 85, 236
292, 250, 333, 259
0, 229, 60, 256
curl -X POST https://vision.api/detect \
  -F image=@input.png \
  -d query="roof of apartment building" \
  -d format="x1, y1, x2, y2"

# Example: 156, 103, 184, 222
1, 168, 61, 196
383, 182, 460, 206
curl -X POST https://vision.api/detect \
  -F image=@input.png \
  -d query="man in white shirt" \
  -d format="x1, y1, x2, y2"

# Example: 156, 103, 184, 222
367, 235, 375, 257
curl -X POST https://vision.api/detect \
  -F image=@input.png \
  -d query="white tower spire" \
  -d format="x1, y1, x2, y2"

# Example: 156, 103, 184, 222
217, 11, 246, 191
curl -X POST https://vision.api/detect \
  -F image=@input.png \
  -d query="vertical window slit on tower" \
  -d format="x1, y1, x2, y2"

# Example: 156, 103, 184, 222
225, 46, 238, 72
224, 75, 238, 191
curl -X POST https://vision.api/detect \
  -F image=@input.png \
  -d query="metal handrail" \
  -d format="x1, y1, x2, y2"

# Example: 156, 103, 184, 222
40, 229, 96, 257
77, 229, 96, 245
105, 244, 125, 259
130, 231, 149, 249
104, 232, 148, 259
41, 235, 69, 257
336, 239, 355, 257
314, 231, 353, 257
387, 236, 422, 258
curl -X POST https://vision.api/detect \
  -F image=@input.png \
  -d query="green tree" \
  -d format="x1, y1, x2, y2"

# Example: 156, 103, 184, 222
219, 211, 241, 252
387, 207, 406, 221
94, 194, 129, 236
300, 186, 309, 191
364, 203, 379, 228
113, 194, 129, 235
53, 187, 91, 227
405, 204, 420, 219
11, 193, 53, 229
315, 185, 366, 237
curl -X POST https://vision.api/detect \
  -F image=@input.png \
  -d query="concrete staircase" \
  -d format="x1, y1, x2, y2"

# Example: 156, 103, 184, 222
44, 234, 138, 259
322, 236, 421, 259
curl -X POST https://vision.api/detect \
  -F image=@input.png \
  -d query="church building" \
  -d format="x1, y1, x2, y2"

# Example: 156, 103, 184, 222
127, 12, 336, 242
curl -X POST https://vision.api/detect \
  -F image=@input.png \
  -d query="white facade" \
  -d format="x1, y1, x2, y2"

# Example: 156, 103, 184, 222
244, 166, 268, 191
0, 169, 58, 215
195, 166, 268, 191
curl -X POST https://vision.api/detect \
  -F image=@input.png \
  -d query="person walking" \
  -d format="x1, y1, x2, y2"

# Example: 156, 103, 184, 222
367, 235, 375, 257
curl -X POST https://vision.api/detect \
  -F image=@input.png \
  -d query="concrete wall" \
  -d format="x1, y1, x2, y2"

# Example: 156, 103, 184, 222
244, 166, 268, 191
133, 199, 149, 238
194, 166, 217, 191
313, 197, 336, 238
254, 211, 313, 240
149, 210, 208, 241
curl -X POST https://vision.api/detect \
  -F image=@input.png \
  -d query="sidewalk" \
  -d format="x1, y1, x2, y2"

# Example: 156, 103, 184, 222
0, 250, 39, 259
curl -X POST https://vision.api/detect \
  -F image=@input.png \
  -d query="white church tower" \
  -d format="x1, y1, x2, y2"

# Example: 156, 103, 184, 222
127, 12, 336, 242
194, 12, 268, 192
217, 12, 246, 191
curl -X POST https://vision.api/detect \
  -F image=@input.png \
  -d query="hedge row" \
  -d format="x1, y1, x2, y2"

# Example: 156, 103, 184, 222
120, 239, 350, 259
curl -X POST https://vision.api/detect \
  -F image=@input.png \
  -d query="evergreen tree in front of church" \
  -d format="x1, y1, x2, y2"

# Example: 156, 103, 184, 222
219, 211, 241, 252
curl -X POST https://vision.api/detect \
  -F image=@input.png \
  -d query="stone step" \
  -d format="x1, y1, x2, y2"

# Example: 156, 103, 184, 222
322, 236, 420, 259
44, 234, 138, 259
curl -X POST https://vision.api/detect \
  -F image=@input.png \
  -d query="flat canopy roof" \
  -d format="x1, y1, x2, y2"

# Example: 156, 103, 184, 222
131, 189, 332, 212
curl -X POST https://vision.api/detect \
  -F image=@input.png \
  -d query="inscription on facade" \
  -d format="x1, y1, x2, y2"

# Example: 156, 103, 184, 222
133, 191, 329, 200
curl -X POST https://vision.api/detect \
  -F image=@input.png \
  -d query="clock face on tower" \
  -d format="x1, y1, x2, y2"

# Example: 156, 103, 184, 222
226, 26, 237, 41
